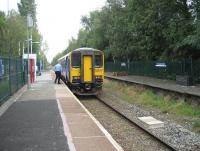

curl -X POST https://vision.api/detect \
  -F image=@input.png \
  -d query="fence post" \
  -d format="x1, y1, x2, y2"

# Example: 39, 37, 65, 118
21, 58, 24, 85
190, 57, 194, 84
16, 58, 18, 90
8, 55, 11, 96
127, 59, 130, 74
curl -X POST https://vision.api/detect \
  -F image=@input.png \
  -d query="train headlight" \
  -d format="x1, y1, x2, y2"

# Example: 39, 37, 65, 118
95, 76, 103, 82
95, 76, 102, 79
72, 76, 80, 83
73, 76, 80, 80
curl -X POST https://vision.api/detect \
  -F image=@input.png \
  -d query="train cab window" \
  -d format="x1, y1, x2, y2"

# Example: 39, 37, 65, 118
95, 55, 102, 68
72, 53, 81, 68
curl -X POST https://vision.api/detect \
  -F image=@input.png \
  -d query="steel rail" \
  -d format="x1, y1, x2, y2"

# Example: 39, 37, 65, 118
95, 95, 177, 151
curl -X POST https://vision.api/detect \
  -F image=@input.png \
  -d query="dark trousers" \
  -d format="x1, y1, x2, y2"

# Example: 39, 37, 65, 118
55, 71, 61, 84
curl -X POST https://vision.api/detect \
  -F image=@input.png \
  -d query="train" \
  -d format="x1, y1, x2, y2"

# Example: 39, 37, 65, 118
58, 48, 104, 95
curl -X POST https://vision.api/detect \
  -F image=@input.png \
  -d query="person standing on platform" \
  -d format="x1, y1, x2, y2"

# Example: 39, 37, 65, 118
54, 63, 62, 84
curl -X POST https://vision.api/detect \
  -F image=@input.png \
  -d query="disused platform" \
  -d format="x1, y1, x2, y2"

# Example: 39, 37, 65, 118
105, 72, 200, 98
0, 72, 123, 151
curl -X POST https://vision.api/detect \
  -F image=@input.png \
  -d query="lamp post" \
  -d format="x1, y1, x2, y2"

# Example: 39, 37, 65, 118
27, 14, 33, 89
7, 0, 9, 16
18, 42, 21, 56
40, 43, 47, 72
43, 50, 47, 72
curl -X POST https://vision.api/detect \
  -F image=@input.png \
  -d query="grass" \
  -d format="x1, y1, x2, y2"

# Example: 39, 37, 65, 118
103, 79, 200, 130
193, 120, 200, 132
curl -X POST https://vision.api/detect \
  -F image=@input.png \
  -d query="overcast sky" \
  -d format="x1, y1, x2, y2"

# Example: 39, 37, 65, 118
0, 0, 107, 62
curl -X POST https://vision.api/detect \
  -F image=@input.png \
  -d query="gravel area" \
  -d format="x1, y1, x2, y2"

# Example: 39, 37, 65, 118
80, 96, 172, 151
97, 90, 200, 151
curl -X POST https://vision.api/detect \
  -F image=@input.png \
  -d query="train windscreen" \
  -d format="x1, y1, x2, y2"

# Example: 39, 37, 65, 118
72, 53, 81, 68
95, 55, 102, 67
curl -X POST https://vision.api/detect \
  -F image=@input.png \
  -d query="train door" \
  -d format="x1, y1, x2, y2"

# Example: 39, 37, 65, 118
66, 57, 70, 82
83, 55, 92, 82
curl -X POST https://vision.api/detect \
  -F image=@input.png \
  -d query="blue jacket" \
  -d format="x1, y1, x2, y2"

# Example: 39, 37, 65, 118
54, 63, 62, 72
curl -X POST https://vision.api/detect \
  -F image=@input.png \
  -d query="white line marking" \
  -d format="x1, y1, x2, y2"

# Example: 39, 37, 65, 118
57, 99, 76, 151
64, 86, 124, 151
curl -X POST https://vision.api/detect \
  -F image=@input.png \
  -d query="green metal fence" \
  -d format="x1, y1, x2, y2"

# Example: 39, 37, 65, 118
193, 60, 200, 83
0, 56, 27, 105
105, 59, 200, 83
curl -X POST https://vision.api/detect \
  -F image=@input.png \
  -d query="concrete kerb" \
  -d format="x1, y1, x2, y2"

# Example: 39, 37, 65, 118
0, 85, 27, 117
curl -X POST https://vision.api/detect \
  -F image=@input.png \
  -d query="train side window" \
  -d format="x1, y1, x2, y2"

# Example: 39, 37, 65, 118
95, 55, 102, 68
72, 53, 81, 68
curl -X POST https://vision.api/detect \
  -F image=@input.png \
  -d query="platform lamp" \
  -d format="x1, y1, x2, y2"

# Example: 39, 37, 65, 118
27, 13, 33, 89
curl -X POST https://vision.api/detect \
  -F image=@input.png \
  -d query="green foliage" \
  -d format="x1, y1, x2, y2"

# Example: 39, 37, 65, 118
0, 0, 42, 65
65, 0, 200, 61
67, 37, 80, 51
104, 79, 200, 118
193, 119, 200, 132
17, 0, 36, 22
0, 10, 27, 56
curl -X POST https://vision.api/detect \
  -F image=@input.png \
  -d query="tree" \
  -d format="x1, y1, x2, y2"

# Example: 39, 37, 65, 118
62, 0, 200, 61
17, 0, 36, 22
0, 0, 41, 58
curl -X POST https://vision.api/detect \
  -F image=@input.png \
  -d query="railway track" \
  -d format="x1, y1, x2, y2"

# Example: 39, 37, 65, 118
78, 95, 174, 151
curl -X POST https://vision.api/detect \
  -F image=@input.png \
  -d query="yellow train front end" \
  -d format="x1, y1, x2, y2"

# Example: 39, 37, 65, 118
68, 48, 104, 95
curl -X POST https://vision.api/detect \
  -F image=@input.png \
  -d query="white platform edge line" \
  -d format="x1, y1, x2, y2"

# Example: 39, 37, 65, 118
65, 86, 124, 151
57, 99, 76, 151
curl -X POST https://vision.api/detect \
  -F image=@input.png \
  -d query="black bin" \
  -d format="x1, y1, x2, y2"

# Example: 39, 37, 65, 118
176, 75, 193, 86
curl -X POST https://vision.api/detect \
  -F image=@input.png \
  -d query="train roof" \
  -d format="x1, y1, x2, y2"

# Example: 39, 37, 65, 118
57, 48, 102, 62
73, 47, 101, 52
57, 53, 69, 62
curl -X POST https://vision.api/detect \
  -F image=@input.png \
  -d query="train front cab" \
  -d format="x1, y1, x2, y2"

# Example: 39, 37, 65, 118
69, 49, 104, 95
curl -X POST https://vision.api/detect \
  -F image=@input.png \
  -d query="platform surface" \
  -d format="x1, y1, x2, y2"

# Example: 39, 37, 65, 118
0, 73, 68, 151
0, 72, 123, 151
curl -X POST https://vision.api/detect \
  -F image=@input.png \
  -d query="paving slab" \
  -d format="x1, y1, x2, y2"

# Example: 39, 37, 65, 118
67, 115, 104, 137
55, 85, 73, 98
56, 89, 72, 93
68, 121, 104, 137
60, 99, 80, 107
56, 93, 73, 98
73, 137, 117, 151
61, 105, 86, 114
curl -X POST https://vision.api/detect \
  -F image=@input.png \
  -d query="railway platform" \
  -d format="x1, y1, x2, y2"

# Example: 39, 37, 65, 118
105, 72, 200, 98
0, 72, 123, 151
